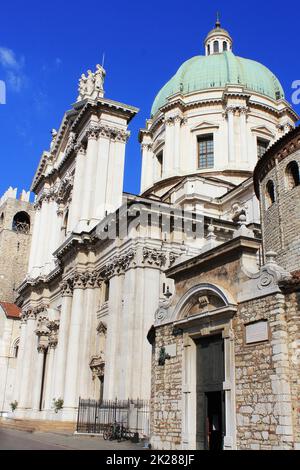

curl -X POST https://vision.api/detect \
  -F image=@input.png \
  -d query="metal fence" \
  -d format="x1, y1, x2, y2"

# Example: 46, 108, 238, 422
76, 398, 150, 437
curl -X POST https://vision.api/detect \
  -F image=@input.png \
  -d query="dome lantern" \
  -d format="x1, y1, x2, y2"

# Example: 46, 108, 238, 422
204, 13, 233, 56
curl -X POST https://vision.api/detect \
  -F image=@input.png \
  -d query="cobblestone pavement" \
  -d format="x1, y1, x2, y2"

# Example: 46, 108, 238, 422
0, 428, 147, 450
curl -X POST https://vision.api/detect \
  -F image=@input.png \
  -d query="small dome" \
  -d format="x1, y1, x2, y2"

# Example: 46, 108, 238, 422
151, 51, 284, 116
205, 26, 232, 42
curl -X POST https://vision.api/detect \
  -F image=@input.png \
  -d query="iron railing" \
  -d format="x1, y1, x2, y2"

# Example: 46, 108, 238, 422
76, 398, 150, 437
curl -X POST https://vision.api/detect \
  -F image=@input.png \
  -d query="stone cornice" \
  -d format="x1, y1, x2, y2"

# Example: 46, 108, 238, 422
165, 235, 261, 279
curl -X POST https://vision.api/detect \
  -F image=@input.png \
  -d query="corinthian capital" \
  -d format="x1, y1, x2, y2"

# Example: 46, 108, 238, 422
60, 278, 74, 296
73, 272, 87, 289
142, 248, 167, 267
87, 126, 99, 140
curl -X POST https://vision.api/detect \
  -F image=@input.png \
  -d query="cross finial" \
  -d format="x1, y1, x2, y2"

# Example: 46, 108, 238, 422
215, 11, 221, 28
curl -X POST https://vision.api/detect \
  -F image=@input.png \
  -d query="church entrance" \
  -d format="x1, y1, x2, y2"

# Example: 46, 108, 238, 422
196, 335, 225, 450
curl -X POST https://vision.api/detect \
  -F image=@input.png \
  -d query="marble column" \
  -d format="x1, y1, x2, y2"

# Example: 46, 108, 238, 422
28, 205, 41, 273
32, 346, 46, 411
141, 143, 153, 192
173, 116, 181, 172
78, 273, 97, 398
43, 345, 55, 411
103, 273, 124, 400
13, 314, 27, 402
63, 273, 86, 419
91, 133, 110, 223
227, 107, 235, 165
240, 107, 248, 164
18, 311, 37, 410
33, 200, 47, 275
80, 129, 99, 225
68, 145, 86, 232
53, 281, 73, 401
105, 134, 127, 215
164, 117, 174, 177
44, 198, 58, 272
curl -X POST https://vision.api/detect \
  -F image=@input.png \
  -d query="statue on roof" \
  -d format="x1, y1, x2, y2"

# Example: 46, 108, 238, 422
76, 64, 106, 102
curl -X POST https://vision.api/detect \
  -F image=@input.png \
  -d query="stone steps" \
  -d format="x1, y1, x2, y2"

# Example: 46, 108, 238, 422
0, 417, 76, 434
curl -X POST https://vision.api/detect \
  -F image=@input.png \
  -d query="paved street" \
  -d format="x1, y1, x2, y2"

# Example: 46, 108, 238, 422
0, 428, 146, 450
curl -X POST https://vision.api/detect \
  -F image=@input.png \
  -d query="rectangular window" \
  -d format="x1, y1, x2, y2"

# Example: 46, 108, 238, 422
257, 138, 269, 159
198, 134, 214, 169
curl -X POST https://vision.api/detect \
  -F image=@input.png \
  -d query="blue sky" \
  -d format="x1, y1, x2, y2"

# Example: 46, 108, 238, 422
0, 0, 299, 198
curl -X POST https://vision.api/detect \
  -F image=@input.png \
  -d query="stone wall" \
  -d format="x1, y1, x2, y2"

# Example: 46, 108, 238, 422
261, 148, 300, 272
150, 324, 183, 450
150, 289, 300, 450
235, 292, 298, 449
285, 290, 300, 447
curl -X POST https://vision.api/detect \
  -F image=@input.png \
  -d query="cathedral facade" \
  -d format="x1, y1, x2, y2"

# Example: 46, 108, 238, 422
7, 20, 300, 449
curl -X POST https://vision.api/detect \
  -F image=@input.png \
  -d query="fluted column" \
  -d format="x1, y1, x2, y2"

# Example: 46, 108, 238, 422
18, 310, 37, 410
68, 144, 86, 232
53, 280, 73, 400
63, 272, 86, 419
80, 129, 99, 225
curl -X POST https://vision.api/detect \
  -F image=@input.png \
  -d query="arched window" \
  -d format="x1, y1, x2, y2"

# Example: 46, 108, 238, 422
0, 212, 4, 228
223, 41, 228, 51
62, 210, 69, 237
213, 41, 219, 53
266, 180, 276, 208
207, 44, 210, 56
285, 161, 299, 190
156, 151, 163, 178
12, 212, 30, 233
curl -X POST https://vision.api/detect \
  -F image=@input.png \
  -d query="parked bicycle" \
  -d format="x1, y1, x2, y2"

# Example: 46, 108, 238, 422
102, 421, 134, 442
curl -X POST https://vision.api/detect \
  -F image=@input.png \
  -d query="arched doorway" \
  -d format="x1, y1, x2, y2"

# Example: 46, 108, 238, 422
173, 283, 237, 450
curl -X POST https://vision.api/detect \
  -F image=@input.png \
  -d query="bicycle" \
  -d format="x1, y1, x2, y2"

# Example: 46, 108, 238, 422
103, 422, 121, 441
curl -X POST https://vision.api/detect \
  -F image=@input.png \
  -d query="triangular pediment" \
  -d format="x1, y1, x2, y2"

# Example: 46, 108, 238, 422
251, 125, 275, 138
191, 121, 220, 132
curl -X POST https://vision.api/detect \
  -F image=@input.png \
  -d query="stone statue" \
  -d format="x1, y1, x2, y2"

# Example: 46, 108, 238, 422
76, 64, 106, 102
50, 129, 57, 150
94, 64, 106, 95
77, 74, 87, 102
86, 70, 95, 96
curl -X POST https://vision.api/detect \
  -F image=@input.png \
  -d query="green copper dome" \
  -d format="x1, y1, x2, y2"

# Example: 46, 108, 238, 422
151, 51, 284, 116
